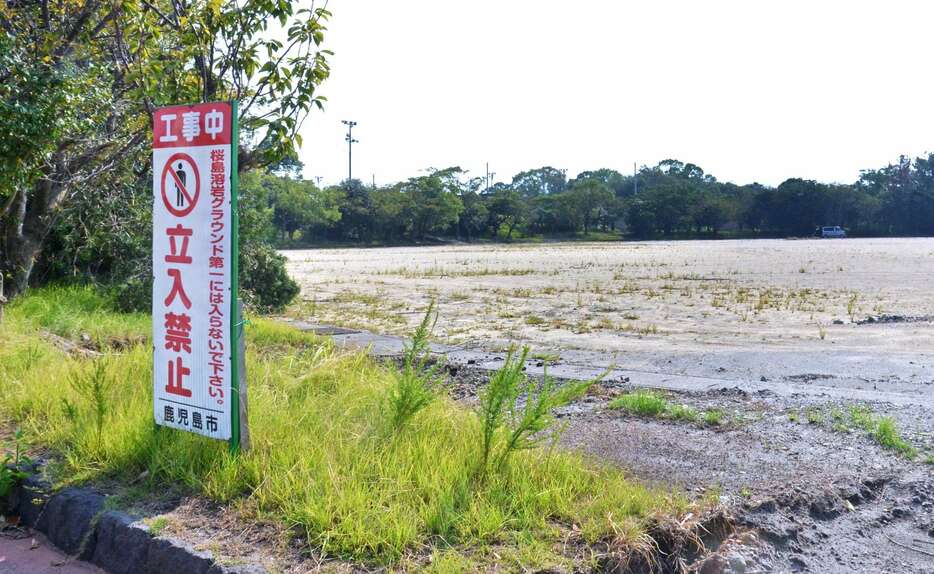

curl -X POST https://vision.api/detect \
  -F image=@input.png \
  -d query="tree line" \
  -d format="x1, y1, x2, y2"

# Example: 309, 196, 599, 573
249, 156, 934, 246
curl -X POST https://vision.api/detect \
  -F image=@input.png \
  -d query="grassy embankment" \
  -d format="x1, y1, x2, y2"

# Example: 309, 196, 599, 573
0, 287, 698, 571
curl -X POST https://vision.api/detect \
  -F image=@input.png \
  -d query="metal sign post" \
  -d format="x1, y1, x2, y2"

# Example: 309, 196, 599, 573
151, 101, 245, 453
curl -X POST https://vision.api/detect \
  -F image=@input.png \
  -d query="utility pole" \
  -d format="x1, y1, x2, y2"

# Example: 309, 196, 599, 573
372, 174, 376, 189
633, 162, 638, 195
342, 120, 358, 183
485, 162, 490, 192
314, 176, 323, 187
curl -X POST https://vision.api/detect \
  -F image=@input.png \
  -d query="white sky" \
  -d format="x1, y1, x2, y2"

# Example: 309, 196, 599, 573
298, 0, 934, 188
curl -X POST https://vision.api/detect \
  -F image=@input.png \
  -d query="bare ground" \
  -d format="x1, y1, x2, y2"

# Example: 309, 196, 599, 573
282, 238, 934, 573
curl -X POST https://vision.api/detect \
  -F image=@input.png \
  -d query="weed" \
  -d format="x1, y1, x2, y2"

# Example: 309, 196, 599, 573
525, 315, 545, 326
925, 455, 934, 466
478, 346, 598, 474
827, 404, 919, 459
145, 516, 169, 537
787, 412, 799, 423
531, 352, 560, 364
668, 404, 700, 422
848, 404, 874, 432
872, 417, 917, 459
450, 291, 471, 302
68, 359, 116, 450
703, 409, 725, 426
805, 409, 823, 425
847, 293, 859, 321
609, 392, 725, 427
0, 429, 32, 498
387, 301, 440, 431
609, 391, 668, 417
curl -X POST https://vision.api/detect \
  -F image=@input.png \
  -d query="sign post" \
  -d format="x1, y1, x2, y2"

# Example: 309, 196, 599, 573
152, 101, 244, 453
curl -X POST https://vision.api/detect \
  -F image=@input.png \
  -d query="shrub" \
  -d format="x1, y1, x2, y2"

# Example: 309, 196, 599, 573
240, 243, 300, 312
110, 242, 300, 314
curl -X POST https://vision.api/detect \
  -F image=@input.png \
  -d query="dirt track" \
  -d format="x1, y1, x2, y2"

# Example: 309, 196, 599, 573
284, 239, 934, 572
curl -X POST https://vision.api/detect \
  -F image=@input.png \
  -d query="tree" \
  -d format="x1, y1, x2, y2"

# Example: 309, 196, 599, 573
334, 179, 375, 241
486, 184, 527, 239
562, 180, 615, 233
511, 167, 567, 198
455, 178, 489, 241
691, 194, 733, 234
371, 186, 413, 242
398, 171, 463, 240
240, 172, 340, 241
0, 0, 332, 301
568, 169, 629, 197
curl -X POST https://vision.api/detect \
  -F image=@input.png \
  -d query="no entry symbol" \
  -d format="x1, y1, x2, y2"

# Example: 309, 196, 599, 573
161, 153, 201, 217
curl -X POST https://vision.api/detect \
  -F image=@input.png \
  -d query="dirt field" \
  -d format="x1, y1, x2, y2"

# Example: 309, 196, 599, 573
285, 237, 933, 349
284, 238, 934, 573
285, 238, 934, 392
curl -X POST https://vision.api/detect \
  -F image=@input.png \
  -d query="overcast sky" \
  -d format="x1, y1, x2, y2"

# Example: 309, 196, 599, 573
297, 0, 934, 188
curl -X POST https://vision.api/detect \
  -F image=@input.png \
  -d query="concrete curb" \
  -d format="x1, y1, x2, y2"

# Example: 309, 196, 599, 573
4, 475, 264, 574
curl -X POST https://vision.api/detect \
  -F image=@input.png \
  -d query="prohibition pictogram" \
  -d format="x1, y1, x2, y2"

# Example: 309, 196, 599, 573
161, 152, 201, 217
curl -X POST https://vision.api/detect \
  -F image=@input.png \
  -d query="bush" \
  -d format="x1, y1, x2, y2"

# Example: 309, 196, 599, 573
240, 243, 300, 312
111, 243, 298, 314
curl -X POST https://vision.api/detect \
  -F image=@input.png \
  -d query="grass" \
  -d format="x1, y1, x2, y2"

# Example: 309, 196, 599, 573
608, 391, 725, 427
797, 403, 919, 460
144, 516, 170, 537
611, 391, 668, 418
0, 286, 692, 570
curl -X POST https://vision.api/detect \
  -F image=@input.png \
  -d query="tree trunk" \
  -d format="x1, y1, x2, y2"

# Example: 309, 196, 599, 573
2, 173, 65, 301
0, 273, 6, 323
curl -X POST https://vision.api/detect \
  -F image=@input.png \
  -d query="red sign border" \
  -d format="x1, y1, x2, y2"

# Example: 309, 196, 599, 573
160, 152, 201, 217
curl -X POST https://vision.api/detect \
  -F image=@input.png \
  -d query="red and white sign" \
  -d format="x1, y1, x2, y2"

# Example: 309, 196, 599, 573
153, 102, 233, 440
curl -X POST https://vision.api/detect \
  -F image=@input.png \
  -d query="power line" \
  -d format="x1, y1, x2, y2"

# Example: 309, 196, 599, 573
342, 120, 358, 182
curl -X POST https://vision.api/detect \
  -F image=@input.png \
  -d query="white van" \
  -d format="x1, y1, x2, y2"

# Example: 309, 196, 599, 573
820, 226, 846, 238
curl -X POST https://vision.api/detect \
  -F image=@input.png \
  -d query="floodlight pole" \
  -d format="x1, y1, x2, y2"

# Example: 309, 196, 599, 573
633, 162, 638, 195
342, 120, 358, 183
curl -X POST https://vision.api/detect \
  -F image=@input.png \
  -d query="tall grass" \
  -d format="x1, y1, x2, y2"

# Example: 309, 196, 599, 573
0, 286, 690, 568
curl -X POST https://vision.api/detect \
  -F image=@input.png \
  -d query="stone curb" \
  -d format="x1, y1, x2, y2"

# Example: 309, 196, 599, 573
4, 475, 265, 574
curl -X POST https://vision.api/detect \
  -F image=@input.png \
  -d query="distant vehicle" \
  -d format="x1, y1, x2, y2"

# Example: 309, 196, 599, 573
820, 226, 847, 238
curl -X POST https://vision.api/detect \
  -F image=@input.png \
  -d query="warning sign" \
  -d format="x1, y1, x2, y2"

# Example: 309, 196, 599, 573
152, 102, 237, 441
161, 152, 200, 217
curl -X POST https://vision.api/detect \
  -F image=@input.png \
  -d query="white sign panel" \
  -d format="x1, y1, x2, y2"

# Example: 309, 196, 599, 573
152, 102, 234, 440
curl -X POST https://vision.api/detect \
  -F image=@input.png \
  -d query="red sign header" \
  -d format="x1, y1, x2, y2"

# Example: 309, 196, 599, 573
153, 102, 232, 149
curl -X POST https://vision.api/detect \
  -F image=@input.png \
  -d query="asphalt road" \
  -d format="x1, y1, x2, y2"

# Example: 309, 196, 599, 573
0, 534, 101, 574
